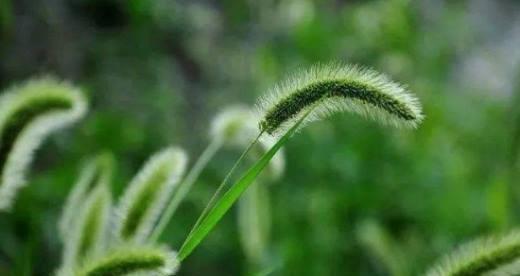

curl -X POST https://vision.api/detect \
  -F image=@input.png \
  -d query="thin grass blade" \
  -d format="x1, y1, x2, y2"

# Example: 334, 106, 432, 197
178, 111, 308, 260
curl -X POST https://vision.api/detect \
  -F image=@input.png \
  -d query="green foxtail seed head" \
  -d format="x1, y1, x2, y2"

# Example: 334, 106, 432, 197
210, 105, 258, 147
0, 76, 87, 210
256, 63, 424, 137
59, 152, 114, 241
77, 244, 179, 276
425, 230, 520, 276
114, 147, 188, 243
62, 183, 112, 268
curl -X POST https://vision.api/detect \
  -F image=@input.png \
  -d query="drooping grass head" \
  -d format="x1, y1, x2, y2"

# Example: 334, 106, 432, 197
0, 77, 87, 210
256, 63, 424, 137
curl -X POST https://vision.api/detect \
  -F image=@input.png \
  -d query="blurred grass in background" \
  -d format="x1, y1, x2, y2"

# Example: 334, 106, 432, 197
1, 0, 520, 275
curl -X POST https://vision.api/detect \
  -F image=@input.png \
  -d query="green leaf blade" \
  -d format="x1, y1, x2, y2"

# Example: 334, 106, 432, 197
178, 112, 305, 260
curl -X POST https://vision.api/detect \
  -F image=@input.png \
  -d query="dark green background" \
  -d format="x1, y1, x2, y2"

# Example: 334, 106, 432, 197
1, 0, 520, 275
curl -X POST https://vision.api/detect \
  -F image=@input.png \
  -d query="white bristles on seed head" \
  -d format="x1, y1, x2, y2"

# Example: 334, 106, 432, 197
114, 147, 188, 244
77, 244, 180, 276
62, 183, 112, 269
255, 63, 424, 138
425, 230, 520, 276
210, 105, 258, 147
59, 153, 114, 241
0, 77, 88, 210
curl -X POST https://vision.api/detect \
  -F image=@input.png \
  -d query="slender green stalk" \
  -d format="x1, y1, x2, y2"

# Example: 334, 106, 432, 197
150, 138, 223, 242
178, 110, 310, 260
181, 131, 263, 247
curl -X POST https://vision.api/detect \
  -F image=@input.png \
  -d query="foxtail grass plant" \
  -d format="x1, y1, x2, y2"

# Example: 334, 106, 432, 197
1, 63, 426, 275
0, 77, 87, 210
178, 62, 424, 260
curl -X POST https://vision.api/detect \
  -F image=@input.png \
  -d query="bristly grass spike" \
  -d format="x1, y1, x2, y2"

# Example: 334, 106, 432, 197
61, 183, 112, 269
425, 230, 520, 276
256, 62, 424, 137
77, 244, 179, 276
0, 76, 87, 210
59, 152, 114, 241
114, 147, 188, 243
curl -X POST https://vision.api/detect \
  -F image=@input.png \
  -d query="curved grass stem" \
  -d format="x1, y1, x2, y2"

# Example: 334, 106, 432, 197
178, 108, 313, 260
179, 131, 263, 253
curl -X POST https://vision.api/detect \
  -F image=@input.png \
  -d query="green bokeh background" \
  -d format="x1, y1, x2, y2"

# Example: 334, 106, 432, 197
1, 0, 520, 275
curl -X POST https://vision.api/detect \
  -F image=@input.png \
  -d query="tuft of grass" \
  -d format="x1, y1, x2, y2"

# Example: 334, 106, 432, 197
114, 147, 188, 243
256, 63, 423, 137
59, 152, 114, 241
77, 244, 179, 276
425, 230, 520, 276
0, 76, 87, 210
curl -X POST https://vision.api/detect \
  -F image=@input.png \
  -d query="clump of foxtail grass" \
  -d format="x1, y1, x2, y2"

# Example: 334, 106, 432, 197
0, 77, 87, 210
425, 230, 520, 276
76, 244, 179, 276
256, 63, 423, 137
114, 147, 188, 243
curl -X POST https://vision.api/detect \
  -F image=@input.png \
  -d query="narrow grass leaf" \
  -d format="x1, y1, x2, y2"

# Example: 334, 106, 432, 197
178, 110, 308, 260
0, 77, 87, 210
150, 105, 256, 242
115, 147, 188, 243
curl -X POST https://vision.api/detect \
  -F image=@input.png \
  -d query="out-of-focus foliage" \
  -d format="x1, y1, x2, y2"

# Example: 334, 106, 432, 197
1, 0, 520, 275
